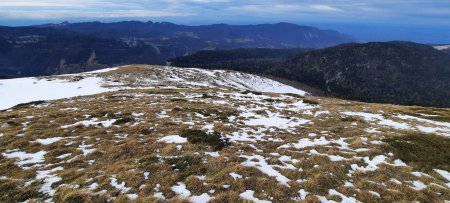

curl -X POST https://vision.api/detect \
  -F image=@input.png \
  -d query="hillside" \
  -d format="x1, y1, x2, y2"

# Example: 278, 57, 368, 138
0, 65, 449, 202
39, 21, 352, 49
0, 26, 171, 78
0, 22, 352, 78
171, 42, 450, 108
168, 48, 309, 73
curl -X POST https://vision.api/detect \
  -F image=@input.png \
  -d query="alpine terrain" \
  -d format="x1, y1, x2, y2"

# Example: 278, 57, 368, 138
0, 65, 449, 202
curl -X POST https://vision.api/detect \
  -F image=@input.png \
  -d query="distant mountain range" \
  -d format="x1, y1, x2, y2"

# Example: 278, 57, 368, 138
171, 42, 450, 108
0, 21, 352, 78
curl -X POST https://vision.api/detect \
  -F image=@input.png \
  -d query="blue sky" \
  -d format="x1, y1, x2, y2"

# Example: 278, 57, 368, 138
0, 0, 449, 43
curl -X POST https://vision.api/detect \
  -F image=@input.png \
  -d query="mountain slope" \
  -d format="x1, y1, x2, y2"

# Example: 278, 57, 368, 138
171, 42, 450, 107
0, 65, 308, 110
0, 26, 170, 78
285, 42, 450, 107
39, 21, 353, 49
0, 22, 352, 78
0, 65, 449, 202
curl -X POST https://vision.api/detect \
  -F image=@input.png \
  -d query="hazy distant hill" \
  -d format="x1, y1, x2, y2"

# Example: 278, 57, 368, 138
0, 26, 170, 78
171, 42, 450, 107
38, 21, 353, 49
0, 21, 352, 78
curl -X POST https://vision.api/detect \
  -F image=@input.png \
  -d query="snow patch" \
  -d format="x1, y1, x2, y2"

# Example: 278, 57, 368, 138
240, 190, 271, 203
33, 137, 65, 145
2, 150, 47, 168
157, 135, 188, 144
0, 76, 112, 110
110, 176, 131, 193
240, 154, 290, 186
36, 167, 64, 196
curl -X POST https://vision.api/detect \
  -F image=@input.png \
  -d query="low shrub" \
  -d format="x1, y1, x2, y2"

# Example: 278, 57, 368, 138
180, 129, 230, 150
386, 133, 450, 172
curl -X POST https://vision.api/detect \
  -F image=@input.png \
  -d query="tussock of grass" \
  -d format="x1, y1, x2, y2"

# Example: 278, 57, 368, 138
139, 156, 160, 166
241, 90, 262, 95
386, 133, 450, 172
285, 93, 305, 98
201, 93, 214, 98
56, 188, 107, 203
180, 129, 230, 150
171, 98, 188, 102
12, 101, 46, 109
302, 98, 320, 105
113, 117, 135, 125
164, 156, 207, 178
0, 179, 42, 202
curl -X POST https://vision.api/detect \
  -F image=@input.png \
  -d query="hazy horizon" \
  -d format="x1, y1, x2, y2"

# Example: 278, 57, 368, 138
1, 0, 449, 43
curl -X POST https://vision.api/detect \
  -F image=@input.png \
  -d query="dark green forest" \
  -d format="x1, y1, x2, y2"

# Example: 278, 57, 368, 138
171, 42, 450, 108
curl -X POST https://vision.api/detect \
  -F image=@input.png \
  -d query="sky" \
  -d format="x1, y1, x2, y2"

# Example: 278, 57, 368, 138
0, 0, 449, 43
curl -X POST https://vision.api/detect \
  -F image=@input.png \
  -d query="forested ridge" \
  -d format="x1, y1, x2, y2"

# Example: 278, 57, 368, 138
171, 42, 450, 107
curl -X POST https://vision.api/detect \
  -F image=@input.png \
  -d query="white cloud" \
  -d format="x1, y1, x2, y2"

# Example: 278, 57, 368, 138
0, 1, 78, 7
309, 4, 341, 12
0, 0, 448, 26
0, 9, 193, 19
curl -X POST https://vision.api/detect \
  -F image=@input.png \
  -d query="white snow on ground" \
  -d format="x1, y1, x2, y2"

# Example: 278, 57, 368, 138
279, 137, 330, 149
56, 153, 72, 159
36, 167, 63, 196
33, 137, 65, 145
88, 182, 99, 191
2, 150, 47, 168
396, 114, 450, 128
350, 155, 387, 173
378, 119, 410, 130
342, 111, 450, 136
171, 182, 191, 198
0, 76, 113, 110
309, 149, 348, 162
240, 190, 272, 203
157, 135, 188, 144
350, 155, 406, 174
171, 183, 212, 203
205, 151, 220, 157
433, 45, 450, 50
127, 194, 138, 200
410, 181, 427, 190
78, 142, 96, 156
225, 131, 269, 143
244, 112, 310, 129
279, 137, 349, 150
325, 189, 358, 203
229, 172, 243, 180
0, 65, 308, 110
110, 176, 131, 193
61, 118, 117, 128
341, 112, 384, 121
240, 154, 291, 186
190, 193, 213, 203
434, 169, 450, 187
153, 184, 166, 200
217, 70, 308, 95
84, 67, 119, 73
434, 169, 450, 181
296, 189, 309, 200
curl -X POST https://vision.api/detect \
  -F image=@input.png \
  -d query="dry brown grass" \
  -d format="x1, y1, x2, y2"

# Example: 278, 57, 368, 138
0, 66, 449, 202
